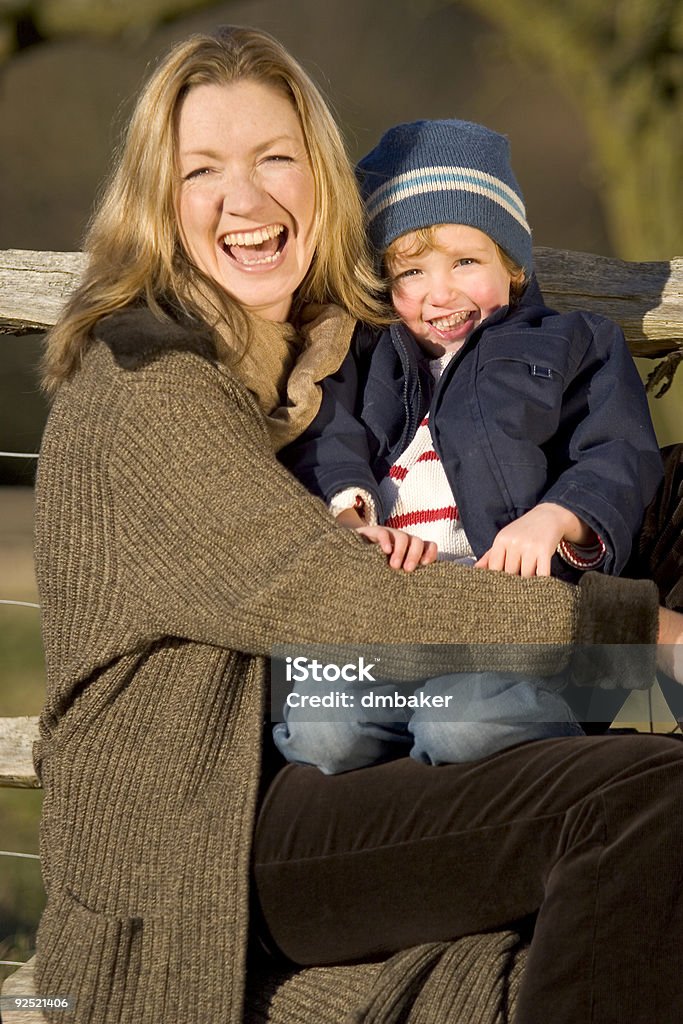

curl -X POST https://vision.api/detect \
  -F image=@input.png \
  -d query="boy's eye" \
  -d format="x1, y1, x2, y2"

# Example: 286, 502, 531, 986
457, 258, 475, 266
393, 268, 421, 281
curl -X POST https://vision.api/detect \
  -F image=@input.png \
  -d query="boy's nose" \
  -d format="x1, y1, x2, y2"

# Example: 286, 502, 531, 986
428, 278, 460, 308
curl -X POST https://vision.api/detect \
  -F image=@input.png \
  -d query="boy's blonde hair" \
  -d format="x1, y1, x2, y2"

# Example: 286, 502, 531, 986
384, 225, 528, 303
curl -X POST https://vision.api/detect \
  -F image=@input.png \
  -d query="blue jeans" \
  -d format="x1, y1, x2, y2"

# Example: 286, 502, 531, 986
272, 671, 584, 774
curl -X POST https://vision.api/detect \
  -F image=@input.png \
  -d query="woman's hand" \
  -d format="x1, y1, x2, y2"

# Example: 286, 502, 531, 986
474, 503, 595, 577
355, 525, 438, 572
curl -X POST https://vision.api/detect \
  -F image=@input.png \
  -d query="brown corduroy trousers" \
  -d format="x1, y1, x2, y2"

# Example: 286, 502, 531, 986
253, 732, 683, 1024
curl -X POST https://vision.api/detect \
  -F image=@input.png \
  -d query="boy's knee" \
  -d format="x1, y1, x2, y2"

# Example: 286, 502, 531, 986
409, 718, 501, 764
273, 718, 383, 774
409, 717, 584, 765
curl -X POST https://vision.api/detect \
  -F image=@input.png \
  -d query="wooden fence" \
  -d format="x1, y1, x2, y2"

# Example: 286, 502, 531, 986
0, 244, 682, 1017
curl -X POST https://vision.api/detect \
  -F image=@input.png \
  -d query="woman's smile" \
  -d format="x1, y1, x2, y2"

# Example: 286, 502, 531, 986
221, 222, 286, 265
177, 79, 317, 321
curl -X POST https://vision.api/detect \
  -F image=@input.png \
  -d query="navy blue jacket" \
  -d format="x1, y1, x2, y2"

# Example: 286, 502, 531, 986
281, 283, 663, 579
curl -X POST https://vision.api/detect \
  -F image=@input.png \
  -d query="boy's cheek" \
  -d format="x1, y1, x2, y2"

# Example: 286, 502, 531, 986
390, 288, 416, 322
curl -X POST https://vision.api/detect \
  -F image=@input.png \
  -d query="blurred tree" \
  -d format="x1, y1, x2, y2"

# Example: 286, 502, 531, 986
0, 0, 223, 59
440, 0, 683, 260
1, 0, 681, 259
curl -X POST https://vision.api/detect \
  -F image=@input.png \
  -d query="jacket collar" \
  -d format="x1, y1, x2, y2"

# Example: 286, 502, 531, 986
95, 304, 217, 371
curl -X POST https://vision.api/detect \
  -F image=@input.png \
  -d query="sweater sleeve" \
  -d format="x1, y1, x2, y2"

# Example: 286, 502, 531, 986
110, 353, 659, 680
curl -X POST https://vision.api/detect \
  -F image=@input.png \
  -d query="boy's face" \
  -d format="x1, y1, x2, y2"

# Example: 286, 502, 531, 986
387, 224, 514, 357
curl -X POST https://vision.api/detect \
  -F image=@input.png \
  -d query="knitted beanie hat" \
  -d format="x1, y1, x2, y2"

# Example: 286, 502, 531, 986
357, 119, 533, 275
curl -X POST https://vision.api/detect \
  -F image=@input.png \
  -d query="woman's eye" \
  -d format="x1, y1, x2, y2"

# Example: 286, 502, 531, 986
264, 154, 294, 164
184, 167, 213, 181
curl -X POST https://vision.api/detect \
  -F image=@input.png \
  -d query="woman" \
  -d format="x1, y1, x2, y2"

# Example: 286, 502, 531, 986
34, 25, 683, 1024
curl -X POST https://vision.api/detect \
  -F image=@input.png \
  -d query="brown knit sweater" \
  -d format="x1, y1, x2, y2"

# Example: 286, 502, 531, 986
32, 307, 659, 1024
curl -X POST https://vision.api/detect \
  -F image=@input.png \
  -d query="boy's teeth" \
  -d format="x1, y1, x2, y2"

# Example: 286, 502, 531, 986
222, 224, 284, 247
431, 311, 470, 330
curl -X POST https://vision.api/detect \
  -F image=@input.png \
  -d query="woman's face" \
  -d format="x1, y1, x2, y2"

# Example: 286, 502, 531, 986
176, 79, 316, 322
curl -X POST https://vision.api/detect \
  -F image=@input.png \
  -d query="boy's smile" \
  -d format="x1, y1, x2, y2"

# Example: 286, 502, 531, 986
388, 224, 515, 357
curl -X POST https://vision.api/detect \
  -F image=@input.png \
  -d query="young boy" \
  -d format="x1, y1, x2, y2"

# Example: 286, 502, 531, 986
274, 118, 664, 773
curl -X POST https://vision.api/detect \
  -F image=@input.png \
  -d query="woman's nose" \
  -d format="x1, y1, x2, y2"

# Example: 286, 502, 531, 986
221, 169, 265, 217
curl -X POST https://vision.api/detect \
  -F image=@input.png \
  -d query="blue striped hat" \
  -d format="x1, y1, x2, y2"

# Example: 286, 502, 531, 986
357, 119, 533, 275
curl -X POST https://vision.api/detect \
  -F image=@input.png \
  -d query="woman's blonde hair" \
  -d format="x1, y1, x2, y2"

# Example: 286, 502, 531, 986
43, 26, 386, 394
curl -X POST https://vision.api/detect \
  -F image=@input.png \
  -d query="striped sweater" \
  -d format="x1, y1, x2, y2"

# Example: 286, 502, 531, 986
379, 355, 475, 564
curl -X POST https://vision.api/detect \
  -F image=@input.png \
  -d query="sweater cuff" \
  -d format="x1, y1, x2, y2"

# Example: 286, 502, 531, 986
557, 537, 606, 571
328, 488, 378, 526
571, 572, 659, 690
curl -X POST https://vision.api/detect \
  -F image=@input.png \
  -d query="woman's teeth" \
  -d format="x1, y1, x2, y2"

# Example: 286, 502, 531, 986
222, 224, 284, 247
222, 224, 286, 265
430, 310, 471, 330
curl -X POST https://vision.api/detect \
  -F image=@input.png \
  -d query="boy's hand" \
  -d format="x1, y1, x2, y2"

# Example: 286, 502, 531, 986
355, 525, 438, 572
474, 503, 595, 577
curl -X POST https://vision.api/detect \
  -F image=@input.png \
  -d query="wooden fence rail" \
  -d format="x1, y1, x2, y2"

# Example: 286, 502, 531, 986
1, 246, 682, 358
0, 716, 40, 787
